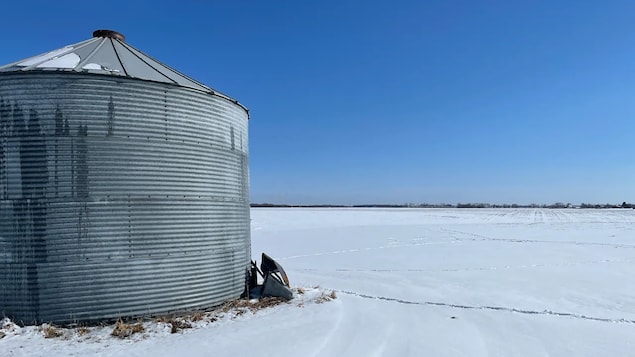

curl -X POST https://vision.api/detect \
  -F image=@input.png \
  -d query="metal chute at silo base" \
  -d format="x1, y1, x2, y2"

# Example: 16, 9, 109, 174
248, 253, 293, 300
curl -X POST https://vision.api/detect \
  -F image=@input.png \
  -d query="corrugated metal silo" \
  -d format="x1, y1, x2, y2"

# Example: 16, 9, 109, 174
0, 30, 251, 324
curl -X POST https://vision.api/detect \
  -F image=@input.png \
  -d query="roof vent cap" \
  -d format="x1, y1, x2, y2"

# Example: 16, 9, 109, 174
92, 29, 125, 42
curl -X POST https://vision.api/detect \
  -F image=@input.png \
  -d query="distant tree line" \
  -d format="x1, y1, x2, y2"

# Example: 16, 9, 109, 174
579, 202, 634, 209
251, 202, 635, 209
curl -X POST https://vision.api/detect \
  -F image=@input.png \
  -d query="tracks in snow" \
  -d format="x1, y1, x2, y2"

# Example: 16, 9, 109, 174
278, 239, 459, 260
441, 228, 635, 249
336, 290, 635, 325
467, 208, 635, 224
278, 224, 635, 262
293, 256, 635, 274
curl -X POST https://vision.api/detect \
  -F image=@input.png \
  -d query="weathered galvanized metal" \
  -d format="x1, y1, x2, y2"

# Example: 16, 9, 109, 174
0, 31, 251, 324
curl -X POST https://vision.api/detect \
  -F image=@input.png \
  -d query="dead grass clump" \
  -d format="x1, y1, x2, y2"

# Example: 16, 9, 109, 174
221, 299, 250, 312
221, 297, 287, 315
252, 297, 287, 310
0, 331, 6, 339
76, 326, 90, 336
111, 319, 145, 339
296, 287, 305, 295
190, 311, 204, 322
169, 319, 192, 334
155, 315, 192, 334
42, 325, 63, 339
315, 290, 337, 304
154, 316, 171, 323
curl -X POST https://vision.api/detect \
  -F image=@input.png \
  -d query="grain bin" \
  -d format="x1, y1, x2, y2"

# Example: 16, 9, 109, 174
0, 30, 251, 324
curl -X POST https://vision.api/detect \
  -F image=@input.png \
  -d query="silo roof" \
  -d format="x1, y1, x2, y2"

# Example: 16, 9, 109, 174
0, 29, 247, 113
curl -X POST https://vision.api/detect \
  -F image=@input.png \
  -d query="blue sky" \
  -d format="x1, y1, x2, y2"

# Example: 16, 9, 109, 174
1, 1, 634, 205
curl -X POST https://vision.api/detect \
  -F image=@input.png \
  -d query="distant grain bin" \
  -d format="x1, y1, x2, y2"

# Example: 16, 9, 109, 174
0, 30, 251, 324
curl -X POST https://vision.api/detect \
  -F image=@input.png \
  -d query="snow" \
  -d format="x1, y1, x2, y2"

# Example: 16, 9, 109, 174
17, 47, 74, 67
81, 63, 102, 70
36, 53, 80, 69
3, 208, 635, 356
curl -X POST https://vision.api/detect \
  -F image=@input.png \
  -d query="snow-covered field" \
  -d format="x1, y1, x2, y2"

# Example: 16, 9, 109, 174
3, 208, 635, 356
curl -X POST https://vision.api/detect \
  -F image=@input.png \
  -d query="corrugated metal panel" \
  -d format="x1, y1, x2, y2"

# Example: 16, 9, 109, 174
0, 72, 250, 324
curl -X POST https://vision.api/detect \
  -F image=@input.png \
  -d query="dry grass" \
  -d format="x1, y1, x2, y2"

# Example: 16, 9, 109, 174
12, 289, 334, 341
42, 325, 63, 339
111, 319, 145, 339
169, 319, 192, 334
155, 315, 193, 334
315, 290, 337, 304
253, 297, 288, 309
0, 288, 336, 343
220, 296, 288, 315
154, 316, 171, 323
76, 326, 90, 336
190, 311, 204, 322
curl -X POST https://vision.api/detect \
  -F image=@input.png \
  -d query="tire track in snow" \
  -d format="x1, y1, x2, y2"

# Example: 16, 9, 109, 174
277, 240, 464, 260
293, 257, 635, 274
336, 290, 635, 325
275, 217, 635, 261
441, 228, 635, 249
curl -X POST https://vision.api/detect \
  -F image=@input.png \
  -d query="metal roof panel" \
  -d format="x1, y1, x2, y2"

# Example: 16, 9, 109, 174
0, 30, 217, 95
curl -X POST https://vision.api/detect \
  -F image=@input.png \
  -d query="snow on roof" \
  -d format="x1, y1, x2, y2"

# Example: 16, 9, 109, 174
0, 30, 220, 95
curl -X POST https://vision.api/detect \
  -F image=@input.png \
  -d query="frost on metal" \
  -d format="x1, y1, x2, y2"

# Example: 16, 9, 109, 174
0, 31, 251, 325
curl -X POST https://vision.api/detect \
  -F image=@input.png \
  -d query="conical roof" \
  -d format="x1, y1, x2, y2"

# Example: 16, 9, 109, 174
0, 30, 235, 100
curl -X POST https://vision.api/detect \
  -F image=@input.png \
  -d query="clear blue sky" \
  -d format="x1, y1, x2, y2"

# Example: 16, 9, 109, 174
1, 1, 634, 205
